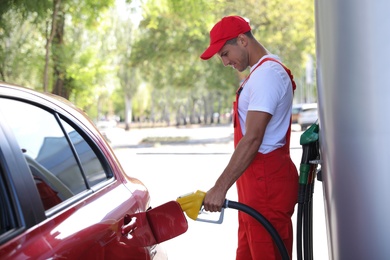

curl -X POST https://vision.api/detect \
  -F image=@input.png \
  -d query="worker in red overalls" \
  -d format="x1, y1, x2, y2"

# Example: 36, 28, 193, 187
200, 16, 298, 260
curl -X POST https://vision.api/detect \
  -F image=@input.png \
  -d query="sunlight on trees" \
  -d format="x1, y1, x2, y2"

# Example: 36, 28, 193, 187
0, 0, 315, 127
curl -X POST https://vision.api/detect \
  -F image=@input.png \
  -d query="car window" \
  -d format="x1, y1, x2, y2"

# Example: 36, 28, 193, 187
0, 165, 17, 237
0, 98, 109, 211
292, 107, 302, 114
302, 108, 317, 113
60, 119, 107, 187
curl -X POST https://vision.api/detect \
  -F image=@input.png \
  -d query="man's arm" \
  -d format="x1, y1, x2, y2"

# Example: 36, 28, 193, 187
203, 110, 272, 212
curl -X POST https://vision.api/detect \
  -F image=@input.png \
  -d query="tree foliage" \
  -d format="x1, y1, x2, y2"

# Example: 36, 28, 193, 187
129, 0, 315, 124
0, 10, 45, 86
0, 0, 315, 125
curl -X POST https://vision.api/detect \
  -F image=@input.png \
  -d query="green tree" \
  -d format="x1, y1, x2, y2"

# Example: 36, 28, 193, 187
113, 4, 141, 130
0, 0, 315, 125
0, 0, 116, 99
130, 0, 315, 125
50, 0, 115, 99
0, 9, 45, 86
130, 0, 238, 125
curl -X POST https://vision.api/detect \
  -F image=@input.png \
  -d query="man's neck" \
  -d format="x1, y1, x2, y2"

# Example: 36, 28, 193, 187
249, 42, 268, 67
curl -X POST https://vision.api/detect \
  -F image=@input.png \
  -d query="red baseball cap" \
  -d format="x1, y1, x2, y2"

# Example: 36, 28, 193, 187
200, 16, 251, 60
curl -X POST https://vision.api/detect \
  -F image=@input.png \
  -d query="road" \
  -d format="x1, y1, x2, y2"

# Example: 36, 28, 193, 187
105, 124, 328, 260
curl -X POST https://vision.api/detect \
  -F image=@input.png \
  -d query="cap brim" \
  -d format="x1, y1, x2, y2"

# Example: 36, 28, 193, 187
200, 41, 226, 60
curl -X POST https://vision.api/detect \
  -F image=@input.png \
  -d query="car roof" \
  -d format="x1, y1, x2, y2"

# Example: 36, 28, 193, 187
293, 103, 304, 108
300, 103, 318, 109
1, 82, 79, 111
0, 82, 98, 134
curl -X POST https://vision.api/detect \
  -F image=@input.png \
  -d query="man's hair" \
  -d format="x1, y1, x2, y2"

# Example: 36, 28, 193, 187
225, 31, 253, 45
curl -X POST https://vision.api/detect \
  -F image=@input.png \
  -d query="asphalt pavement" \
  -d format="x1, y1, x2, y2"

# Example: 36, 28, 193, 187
103, 123, 302, 153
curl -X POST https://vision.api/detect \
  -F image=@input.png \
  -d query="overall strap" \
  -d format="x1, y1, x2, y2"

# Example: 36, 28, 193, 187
234, 57, 296, 152
236, 57, 296, 96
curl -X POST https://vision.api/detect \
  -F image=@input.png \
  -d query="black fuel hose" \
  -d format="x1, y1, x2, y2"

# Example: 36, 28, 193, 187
224, 200, 290, 260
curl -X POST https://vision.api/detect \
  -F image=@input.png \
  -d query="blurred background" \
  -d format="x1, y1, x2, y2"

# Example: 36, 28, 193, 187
0, 0, 316, 130
0, 1, 322, 258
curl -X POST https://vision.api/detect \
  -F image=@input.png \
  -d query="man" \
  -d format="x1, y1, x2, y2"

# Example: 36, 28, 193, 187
200, 16, 298, 260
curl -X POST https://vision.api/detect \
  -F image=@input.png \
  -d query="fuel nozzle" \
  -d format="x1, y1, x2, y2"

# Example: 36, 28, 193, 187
176, 190, 225, 224
176, 190, 206, 220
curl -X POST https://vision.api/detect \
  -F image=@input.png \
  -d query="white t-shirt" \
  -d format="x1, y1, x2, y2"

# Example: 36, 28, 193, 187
238, 54, 293, 154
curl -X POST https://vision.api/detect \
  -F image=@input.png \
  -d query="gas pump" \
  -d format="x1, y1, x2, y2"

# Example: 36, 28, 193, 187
296, 122, 320, 260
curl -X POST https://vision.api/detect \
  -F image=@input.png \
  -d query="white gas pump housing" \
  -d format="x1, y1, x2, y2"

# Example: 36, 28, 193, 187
315, 0, 390, 259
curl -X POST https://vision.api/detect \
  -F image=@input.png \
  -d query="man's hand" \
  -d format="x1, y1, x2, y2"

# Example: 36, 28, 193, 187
203, 185, 227, 212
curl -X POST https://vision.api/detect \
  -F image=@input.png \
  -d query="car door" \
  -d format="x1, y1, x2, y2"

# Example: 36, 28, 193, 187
0, 96, 154, 259
0, 108, 52, 258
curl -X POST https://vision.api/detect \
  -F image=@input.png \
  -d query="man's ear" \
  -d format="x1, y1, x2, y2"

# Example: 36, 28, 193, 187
238, 34, 248, 46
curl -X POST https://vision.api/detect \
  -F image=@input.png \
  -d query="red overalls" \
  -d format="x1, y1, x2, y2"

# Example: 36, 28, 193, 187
233, 58, 299, 260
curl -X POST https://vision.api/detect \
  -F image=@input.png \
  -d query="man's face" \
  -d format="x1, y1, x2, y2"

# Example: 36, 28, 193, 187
217, 37, 248, 72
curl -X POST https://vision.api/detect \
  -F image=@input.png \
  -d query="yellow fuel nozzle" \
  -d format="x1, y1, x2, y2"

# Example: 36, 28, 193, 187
176, 190, 225, 224
176, 190, 206, 221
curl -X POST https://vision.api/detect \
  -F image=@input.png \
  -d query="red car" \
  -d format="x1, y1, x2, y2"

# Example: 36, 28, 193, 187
0, 82, 187, 259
